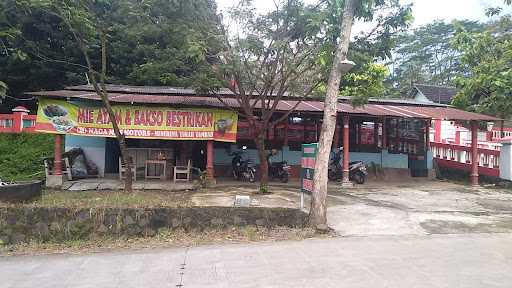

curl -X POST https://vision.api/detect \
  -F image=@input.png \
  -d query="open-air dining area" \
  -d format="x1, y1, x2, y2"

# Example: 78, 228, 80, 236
117, 143, 195, 183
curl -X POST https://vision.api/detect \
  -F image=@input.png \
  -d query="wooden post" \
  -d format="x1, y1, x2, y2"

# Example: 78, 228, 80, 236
333, 118, 340, 148
373, 119, 379, 147
342, 114, 350, 185
425, 120, 430, 151
382, 117, 387, 149
470, 121, 479, 186
206, 140, 214, 179
53, 134, 63, 176
284, 118, 289, 147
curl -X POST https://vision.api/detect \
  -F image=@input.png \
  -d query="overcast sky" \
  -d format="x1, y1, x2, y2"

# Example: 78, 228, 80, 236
216, 0, 512, 29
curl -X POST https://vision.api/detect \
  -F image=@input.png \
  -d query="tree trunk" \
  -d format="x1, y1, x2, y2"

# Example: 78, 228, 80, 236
500, 118, 505, 139
88, 31, 133, 193
309, 0, 356, 229
255, 132, 269, 193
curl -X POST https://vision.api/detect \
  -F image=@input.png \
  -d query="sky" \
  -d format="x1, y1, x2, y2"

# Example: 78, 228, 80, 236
216, 0, 512, 29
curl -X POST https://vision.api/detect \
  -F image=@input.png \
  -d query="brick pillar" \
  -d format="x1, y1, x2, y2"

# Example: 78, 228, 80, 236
342, 114, 351, 185
470, 121, 479, 186
434, 120, 441, 142
206, 140, 215, 179
53, 134, 63, 176
455, 130, 461, 145
11, 106, 29, 133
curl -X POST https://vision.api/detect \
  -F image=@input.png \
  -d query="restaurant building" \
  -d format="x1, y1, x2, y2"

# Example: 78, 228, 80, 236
26, 84, 498, 186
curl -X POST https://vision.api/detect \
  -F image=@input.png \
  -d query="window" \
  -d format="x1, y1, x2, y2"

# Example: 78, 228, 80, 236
0, 119, 13, 128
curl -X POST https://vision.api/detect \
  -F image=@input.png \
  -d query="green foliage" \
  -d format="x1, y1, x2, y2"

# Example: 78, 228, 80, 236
340, 63, 389, 106
216, 0, 326, 99
1, 0, 223, 96
451, 15, 512, 118
0, 133, 54, 181
390, 20, 485, 95
0, 81, 6, 98
315, 0, 412, 104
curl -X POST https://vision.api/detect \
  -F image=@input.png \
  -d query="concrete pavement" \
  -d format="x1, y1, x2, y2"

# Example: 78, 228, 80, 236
2, 233, 512, 287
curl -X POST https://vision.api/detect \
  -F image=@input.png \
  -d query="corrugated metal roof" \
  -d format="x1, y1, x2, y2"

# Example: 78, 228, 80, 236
65, 84, 236, 96
26, 87, 500, 121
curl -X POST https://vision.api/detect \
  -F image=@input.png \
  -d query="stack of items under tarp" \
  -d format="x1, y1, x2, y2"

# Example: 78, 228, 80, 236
63, 148, 99, 179
45, 148, 99, 180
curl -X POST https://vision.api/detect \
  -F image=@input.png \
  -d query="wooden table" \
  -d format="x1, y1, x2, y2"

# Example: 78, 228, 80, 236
145, 160, 167, 180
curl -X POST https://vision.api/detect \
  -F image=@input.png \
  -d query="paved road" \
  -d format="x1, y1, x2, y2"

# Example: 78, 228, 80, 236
2, 234, 512, 288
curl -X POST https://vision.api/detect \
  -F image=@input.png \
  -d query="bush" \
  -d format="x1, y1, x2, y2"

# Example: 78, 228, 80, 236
0, 133, 54, 181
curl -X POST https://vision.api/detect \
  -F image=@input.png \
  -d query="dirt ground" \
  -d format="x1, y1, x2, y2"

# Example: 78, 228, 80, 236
212, 179, 512, 236
326, 179, 512, 236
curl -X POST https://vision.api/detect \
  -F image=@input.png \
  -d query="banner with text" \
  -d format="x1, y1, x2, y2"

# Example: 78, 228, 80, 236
36, 98, 238, 142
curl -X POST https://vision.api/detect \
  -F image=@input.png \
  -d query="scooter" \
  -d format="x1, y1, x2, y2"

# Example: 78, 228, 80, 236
328, 148, 368, 184
230, 147, 256, 182
269, 161, 291, 183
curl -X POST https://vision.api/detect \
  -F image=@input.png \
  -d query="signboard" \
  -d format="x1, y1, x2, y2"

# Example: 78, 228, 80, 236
301, 143, 317, 208
36, 98, 238, 142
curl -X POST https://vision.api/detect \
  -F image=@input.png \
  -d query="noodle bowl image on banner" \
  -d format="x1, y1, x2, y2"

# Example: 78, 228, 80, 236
36, 98, 238, 142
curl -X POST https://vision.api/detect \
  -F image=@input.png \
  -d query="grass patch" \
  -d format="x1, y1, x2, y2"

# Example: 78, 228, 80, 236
0, 133, 53, 181
0, 226, 321, 256
0, 189, 193, 208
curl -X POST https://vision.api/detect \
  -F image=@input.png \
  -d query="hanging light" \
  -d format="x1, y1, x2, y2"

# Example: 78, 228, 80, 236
340, 59, 356, 74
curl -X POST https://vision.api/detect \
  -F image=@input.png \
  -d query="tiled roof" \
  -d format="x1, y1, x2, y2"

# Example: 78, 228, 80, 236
413, 84, 458, 104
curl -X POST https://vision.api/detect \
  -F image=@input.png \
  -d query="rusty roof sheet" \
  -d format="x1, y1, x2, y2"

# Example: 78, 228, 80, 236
27, 89, 500, 121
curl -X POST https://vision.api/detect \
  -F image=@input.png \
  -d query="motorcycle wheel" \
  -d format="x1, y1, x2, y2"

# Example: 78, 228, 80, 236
248, 170, 256, 183
280, 173, 289, 183
328, 169, 337, 181
352, 171, 366, 184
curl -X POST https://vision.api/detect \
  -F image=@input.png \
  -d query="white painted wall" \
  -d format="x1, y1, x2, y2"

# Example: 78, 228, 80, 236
500, 140, 512, 181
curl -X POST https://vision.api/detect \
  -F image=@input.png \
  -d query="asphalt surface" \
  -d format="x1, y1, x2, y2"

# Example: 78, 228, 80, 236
2, 233, 512, 288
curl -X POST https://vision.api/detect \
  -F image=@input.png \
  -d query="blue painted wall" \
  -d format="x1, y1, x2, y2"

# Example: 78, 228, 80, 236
214, 146, 410, 169
65, 135, 106, 176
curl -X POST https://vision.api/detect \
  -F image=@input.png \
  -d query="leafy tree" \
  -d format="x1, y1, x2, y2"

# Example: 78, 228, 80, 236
0, 81, 6, 100
107, 0, 223, 86
341, 63, 389, 106
211, 0, 411, 193
1, 0, 86, 97
317, 0, 412, 101
390, 20, 485, 95
310, 0, 412, 228
1, 0, 223, 97
451, 14, 512, 134
20, 0, 137, 192
211, 0, 326, 193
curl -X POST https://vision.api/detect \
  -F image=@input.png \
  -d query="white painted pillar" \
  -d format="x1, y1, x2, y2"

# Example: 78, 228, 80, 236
500, 139, 512, 181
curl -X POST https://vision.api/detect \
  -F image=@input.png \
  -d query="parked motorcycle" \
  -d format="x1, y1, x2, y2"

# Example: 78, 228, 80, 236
269, 161, 291, 183
328, 148, 368, 184
231, 147, 256, 182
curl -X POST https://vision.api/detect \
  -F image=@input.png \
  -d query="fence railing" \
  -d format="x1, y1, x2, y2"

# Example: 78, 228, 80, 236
431, 142, 500, 177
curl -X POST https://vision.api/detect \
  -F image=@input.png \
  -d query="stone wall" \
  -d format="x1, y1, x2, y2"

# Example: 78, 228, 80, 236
0, 207, 307, 245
